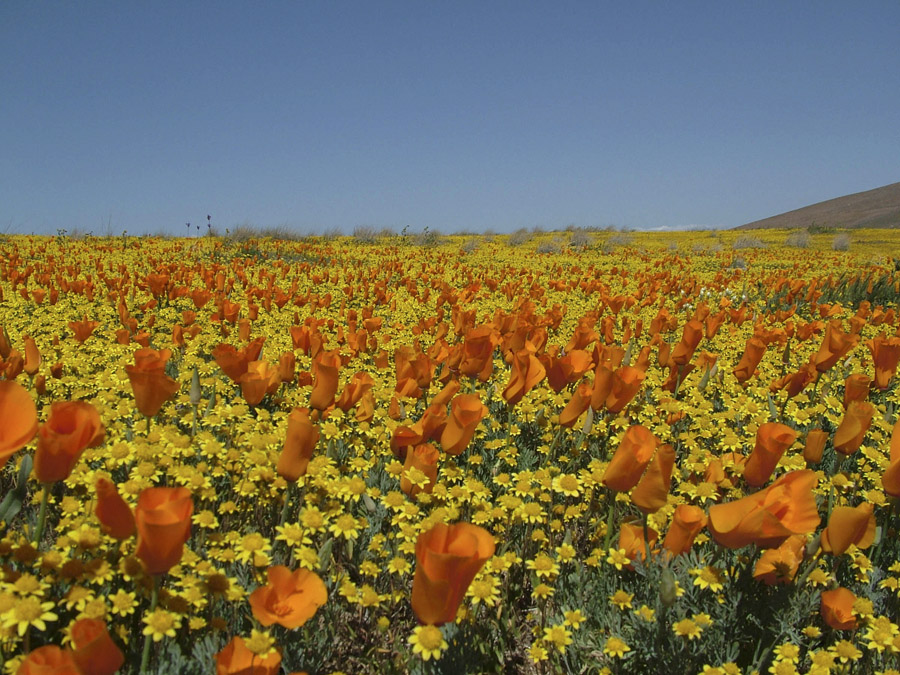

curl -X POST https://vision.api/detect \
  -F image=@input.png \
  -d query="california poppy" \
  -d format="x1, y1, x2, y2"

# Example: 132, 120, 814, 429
619, 518, 658, 564
458, 325, 500, 382
335, 372, 375, 412
883, 420, 900, 498
248, 565, 327, 629
670, 319, 704, 366
15, 645, 81, 675
630, 443, 675, 513
820, 587, 858, 630
411, 522, 495, 625
23, 335, 41, 377
803, 429, 828, 464
401, 443, 440, 497
842, 373, 871, 408
733, 337, 766, 385
559, 382, 593, 428
708, 470, 820, 549
125, 348, 180, 418
867, 334, 900, 390
752, 534, 805, 585
820, 503, 876, 556
602, 425, 658, 493
215, 635, 282, 675
742, 422, 799, 487
812, 321, 859, 373
833, 400, 875, 455
276, 408, 319, 482
440, 393, 487, 455
135, 487, 193, 575
212, 337, 266, 382
70, 618, 125, 675
68, 316, 100, 343
238, 360, 281, 406
309, 350, 341, 411
33, 400, 105, 484
95, 477, 136, 540
502, 344, 546, 407
0, 380, 39, 469
662, 505, 707, 557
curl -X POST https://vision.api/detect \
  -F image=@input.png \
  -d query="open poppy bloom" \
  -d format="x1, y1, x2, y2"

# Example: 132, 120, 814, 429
0, 380, 39, 469
70, 617, 125, 675
820, 503, 876, 556
248, 565, 327, 629
708, 470, 820, 549
135, 487, 194, 575
125, 348, 180, 418
441, 393, 487, 455
752, 534, 806, 585
215, 635, 282, 675
33, 400, 105, 483
276, 408, 320, 482
411, 522, 495, 625
95, 477, 136, 540
742, 422, 799, 487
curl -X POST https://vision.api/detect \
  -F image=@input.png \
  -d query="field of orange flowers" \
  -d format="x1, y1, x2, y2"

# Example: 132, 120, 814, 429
1, 229, 899, 674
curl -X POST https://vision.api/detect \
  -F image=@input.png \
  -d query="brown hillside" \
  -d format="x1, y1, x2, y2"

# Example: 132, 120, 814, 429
735, 181, 900, 230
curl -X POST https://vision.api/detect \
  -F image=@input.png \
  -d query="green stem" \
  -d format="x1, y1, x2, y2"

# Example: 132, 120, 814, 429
279, 482, 295, 529
642, 513, 652, 563
140, 577, 160, 673
603, 493, 616, 551
146, 415, 151, 436
34, 484, 51, 547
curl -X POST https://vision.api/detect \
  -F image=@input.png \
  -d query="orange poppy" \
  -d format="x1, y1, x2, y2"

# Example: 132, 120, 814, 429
309, 350, 341, 411
559, 382, 593, 428
212, 337, 266, 382
95, 477, 136, 540
0, 380, 39, 469
630, 443, 675, 513
502, 344, 546, 407
248, 565, 327, 629
602, 425, 658, 493
33, 400, 105, 484
867, 334, 900, 390
742, 422, 799, 487
70, 618, 125, 675
544, 349, 593, 392
733, 337, 766, 385
23, 335, 41, 377
820, 587, 857, 630
15, 646, 81, 675
125, 348, 180, 418
458, 325, 500, 381
135, 486, 193, 575
803, 429, 828, 464
812, 321, 859, 373
68, 316, 100, 343
411, 522, 495, 625
833, 400, 875, 455
707, 470, 820, 549
753, 534, 806, 585
215, 635, 282, 675
605, 366, 646, 414
670, 319, 704, 366
401, 443, 440, 497
238, 360, 281, 406
842, 373, 871, 408
619, 518, 658, 564
820, 503, 876, 556
662, 505, 707, 557
883, 420, 900, 498
335, 372, 375, 412
770, 360, 819, 399
276, 408, 320, 482
440, 393, 488, 455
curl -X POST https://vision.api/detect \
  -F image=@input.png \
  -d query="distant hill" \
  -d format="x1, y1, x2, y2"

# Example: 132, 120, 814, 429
735, 182, 900, 230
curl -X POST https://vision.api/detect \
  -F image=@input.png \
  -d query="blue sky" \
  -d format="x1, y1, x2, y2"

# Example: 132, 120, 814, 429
2, 2, 899, 235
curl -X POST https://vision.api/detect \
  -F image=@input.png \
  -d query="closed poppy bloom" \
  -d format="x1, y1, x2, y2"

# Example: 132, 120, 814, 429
812, 321, 859, 373
411, 522, 495, 625
0, 380, 39, 469
670, 320, 704, 366
335, 371, 375, 412
545, 349, 594, 392
248, 565, 327, 629
401, 443, 440, 497
276, 408, 319, 482
662, 505, 707, 557
605, 366, 646, 414
125, 348, 180, 418
441, 393, 488, 455
708, 470, 820, 549
742, 422, 799, 487
95, 477, 135, 540
238, 361, 281, 406
212, 337, 266, 382
602, 425, 659, 493
820, 503, 876, 556
803, 429, 828, 464
842, 373, 871, 408
23, 335, 41, 376
631, 443, 675, 513
277, 351, 296, 384
559, 382, 593, 428
502, 345, 546, 407
833, 400, 875, 455
867, 334, 900, 390
70, 618, 125, 675
215, 635, 282, 675
883, 420, 900, 498
33, 401, 105, 484
68, 316, 100, 343
135, 487, 193, 575
15, 645, 81, 675
619, 518, 658, 564
309, 350, 341, 411
771, 360, 819, 399
429, 379, 461, 409
458, 326, 499, 381
733, 337, 767, 385
753, 534, 806, 585
820, 587, 857, 630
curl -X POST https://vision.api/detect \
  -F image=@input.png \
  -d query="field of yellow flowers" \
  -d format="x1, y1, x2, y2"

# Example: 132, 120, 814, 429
1, 228, 899, 675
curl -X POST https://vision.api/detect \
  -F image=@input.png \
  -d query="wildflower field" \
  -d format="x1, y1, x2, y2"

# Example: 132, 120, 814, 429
1, 228, 900, 675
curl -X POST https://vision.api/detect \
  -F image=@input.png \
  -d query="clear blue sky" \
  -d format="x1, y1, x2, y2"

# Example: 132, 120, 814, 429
3, 2, 899, 235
